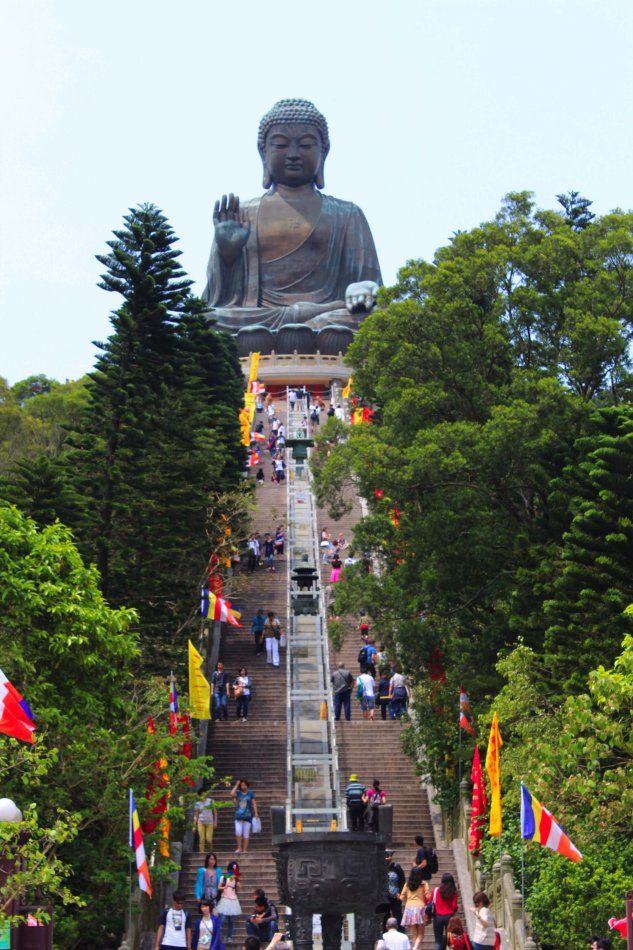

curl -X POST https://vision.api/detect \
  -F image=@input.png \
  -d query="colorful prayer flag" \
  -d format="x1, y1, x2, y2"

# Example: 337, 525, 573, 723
169, 672, 179, 735
520, 783, 582, 861
188, 641, 211, 719
459, 686, 476, 736
0, 669, 36, 744
485, 712, 503, 836
342, 377, 353, 399
208, 591, 242, 627
201, 586, 210, 618
129, 789, 153, 898
469, 746, 487, 855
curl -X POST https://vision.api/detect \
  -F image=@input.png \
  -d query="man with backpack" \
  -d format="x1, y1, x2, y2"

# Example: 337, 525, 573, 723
358, 640, 377, 675
413, 834, 438, 881
331, 663, 353, 721
384, 851, 406, 931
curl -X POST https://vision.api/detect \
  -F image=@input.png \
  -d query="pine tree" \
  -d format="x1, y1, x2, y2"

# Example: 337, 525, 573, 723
543, 406, 633, 692
66, 204, 244, 666
0, 455, 83, 527
556, 190, 595, 230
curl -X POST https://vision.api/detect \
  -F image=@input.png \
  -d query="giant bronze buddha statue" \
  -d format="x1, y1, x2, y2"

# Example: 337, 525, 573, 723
202, 98, 382, 356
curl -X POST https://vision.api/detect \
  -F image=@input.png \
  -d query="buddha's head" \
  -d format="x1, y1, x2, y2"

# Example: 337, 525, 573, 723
258, 98, 330, 190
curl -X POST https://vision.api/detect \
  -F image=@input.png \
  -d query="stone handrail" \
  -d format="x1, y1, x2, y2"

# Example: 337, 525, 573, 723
447, 779, 538, 950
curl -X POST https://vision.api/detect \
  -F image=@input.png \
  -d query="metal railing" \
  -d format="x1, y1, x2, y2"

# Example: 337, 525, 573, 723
283, 387, 346, 833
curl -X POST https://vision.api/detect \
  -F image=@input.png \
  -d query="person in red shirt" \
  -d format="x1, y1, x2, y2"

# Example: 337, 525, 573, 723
427, 873, 458, 949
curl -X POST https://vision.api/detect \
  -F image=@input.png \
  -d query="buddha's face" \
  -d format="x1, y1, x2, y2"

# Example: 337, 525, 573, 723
263, 122, 324, 187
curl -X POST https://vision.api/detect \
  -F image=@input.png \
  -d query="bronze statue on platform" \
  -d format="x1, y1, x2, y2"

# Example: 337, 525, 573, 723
202, 98, 382, 356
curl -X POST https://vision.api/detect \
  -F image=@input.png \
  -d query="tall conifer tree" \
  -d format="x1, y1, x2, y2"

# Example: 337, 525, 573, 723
67, 204, 243, 665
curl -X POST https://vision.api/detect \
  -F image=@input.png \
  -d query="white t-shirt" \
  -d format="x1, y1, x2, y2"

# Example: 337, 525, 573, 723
473, 906, 496, 944
160, 907, 190, 947
377, 930, 411, 950
359, 673, 375, 698
236, 675, 251, 696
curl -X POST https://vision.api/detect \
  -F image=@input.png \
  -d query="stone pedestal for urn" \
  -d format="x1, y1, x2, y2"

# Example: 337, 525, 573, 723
272, 830, 389, 950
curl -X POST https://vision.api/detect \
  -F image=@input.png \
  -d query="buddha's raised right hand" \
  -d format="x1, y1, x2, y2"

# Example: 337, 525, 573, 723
213, 194, 251, 267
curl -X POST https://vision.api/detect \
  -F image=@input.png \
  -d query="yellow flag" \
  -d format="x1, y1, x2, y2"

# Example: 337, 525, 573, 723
159, 812, 171, 857
249, 351, 260, 381
485, 711, 503, 836
188, 640, 211, 719
342, 376, 353, 400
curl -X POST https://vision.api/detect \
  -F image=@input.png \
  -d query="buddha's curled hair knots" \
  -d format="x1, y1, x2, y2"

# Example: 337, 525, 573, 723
258, 98, 330, 156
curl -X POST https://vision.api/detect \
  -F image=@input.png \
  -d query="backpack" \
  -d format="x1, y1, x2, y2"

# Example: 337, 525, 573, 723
429, 849, 439, 874
358, 646, 369, 666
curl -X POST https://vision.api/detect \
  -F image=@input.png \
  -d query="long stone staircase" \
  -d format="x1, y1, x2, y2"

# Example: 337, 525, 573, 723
179, 403, 289, 943
179, 393, 462, 948
319, 496, 462, 945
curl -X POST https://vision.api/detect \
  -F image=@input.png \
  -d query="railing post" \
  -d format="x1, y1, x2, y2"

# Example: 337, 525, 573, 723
510, 890, 523, 949
459, 777, 471, 840
491, 860, 502, 925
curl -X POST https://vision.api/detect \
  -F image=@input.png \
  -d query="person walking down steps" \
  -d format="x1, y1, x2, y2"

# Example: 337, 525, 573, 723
263, 611, 282, 668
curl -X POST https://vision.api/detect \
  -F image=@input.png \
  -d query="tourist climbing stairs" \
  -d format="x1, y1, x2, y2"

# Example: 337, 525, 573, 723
179, 401, 289, 943
319, 496, 463, 945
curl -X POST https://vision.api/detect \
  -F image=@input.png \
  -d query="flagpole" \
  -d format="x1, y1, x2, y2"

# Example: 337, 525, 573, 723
128, 857, 133, 936
458, 720, 462, 785
521, 837, 525, 919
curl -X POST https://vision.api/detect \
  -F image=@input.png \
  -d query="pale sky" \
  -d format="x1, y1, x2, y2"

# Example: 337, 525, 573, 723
1, 0, 632, 384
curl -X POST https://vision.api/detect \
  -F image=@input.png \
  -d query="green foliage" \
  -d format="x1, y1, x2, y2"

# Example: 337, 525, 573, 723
60, 204, 244, 667
526, 841, 632, 949
0, 505, 217, 946
327, 618, 346, 652
542, 406, 633, 692
310, 194, 633, 939
0, 376, 89, 472
0, 803, 82, 923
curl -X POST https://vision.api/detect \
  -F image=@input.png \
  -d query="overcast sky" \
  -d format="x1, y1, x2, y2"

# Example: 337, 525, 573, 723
1, 0, 632, 384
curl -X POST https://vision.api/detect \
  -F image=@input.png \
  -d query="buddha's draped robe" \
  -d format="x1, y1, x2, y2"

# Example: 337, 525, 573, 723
202, 193, 382, 332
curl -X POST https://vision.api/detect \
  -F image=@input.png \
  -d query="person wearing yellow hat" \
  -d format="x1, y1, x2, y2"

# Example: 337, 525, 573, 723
345, 773, 365, 830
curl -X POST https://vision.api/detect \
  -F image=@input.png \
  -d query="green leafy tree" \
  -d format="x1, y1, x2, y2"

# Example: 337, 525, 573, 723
311, 194, 633, 811
0, 376, 89, 475
0, 504, 218, 947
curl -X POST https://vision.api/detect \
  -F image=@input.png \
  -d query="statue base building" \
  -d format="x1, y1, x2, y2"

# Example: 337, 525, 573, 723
239, 351, 349, 387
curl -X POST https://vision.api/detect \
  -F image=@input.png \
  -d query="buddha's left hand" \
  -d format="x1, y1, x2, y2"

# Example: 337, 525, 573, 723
345, 281, 379, 313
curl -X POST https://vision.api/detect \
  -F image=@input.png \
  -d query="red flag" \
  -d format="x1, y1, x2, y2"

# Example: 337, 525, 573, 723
141, 716, 168, 834
0, 705, 35, 744
469, 746, 487, 855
